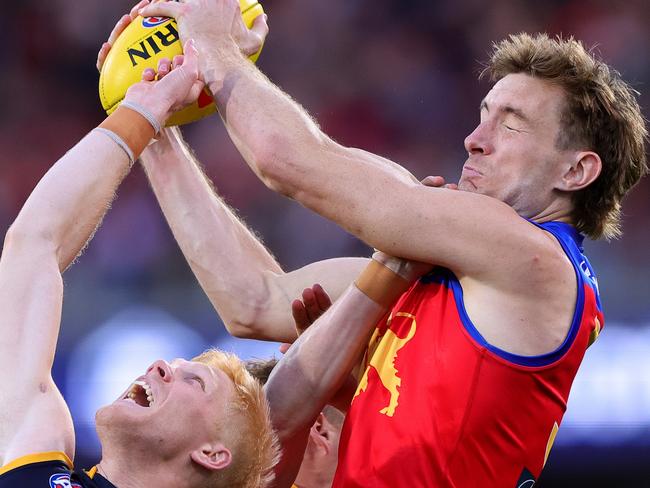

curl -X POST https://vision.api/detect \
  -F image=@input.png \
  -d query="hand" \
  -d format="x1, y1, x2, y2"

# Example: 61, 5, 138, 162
139, 0, 269, 60
124, 39, 204, 127
421, 175, 458, 190
366, 176, 451, 281
279, 284, 332, 354
97, 0, 151, 72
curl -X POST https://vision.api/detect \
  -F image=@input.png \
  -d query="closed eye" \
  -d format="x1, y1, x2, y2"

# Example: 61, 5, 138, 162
503, 123, 521, 133
188, 375, 206, 391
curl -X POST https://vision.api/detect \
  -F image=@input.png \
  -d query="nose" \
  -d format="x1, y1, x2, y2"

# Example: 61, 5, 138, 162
464, 122, 493, 156
147, 359, 173, 383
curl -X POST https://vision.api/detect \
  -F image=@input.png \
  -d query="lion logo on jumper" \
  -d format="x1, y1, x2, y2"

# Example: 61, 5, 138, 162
354, 312, 417, 417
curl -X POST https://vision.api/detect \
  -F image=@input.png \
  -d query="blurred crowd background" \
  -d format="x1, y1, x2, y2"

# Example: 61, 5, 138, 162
2, 0, 650, 486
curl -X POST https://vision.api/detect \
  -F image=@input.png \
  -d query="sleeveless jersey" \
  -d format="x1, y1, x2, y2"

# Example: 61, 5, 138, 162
333, 222, 603, 487
0, 452, 116, 488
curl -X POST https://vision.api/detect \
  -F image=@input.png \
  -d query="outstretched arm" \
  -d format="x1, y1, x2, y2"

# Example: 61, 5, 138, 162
264, 253, 430, 486
0, 43, 202, 466
140, 0, 566, 291
95, 9, 368, 343
140, 128, 368, 342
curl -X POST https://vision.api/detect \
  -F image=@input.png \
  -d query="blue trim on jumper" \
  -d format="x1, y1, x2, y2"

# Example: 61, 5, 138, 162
426, 221, 595, 368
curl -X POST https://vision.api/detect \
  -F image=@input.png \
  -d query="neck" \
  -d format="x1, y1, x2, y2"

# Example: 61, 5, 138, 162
97, 453, 191, 488
526, 195, 574, 227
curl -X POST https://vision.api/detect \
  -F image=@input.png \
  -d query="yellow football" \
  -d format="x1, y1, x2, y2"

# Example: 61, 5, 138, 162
99, 0, 264, 126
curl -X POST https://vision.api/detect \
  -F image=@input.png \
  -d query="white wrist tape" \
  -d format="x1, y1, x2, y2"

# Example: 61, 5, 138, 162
93, 127, 135, 164
120, 100, 162, 135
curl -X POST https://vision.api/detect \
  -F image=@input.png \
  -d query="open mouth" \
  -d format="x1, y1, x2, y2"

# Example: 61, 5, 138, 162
124, 380, 154, 407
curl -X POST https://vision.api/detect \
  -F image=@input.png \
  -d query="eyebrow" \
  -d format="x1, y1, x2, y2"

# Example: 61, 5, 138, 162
480, 99, 531, 124
198, 363, 220, 392
183, 361, 211, 392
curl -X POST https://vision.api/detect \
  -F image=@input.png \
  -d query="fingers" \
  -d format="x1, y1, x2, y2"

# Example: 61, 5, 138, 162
172, 54, 184, 70
288, 284, 332, 350
155, 55, 185, 81
291, 299, 311, 334
421, 176, 445, 187
108, 14, 132, 46
158, 39, 198, 88
157, 57, 172, 79
240, 13, 268, 56
130, 0, 151, 20
421, 175, 459, 190
250, 13, 269, 43
98, 6, 142, 73
301, 287, 319, 326
97, 14, 131, 73
139, 1, 183, 19
312, 283, 332, 312
298, 284, 330, 327
142, 67, 156, 82
178, 39, 198, 74
96, 42, 112, 72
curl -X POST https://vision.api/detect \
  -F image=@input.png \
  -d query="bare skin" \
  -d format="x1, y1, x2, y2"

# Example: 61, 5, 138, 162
97, 8, 460, 348
138, 0, 603, 360
0, 41, 238, 488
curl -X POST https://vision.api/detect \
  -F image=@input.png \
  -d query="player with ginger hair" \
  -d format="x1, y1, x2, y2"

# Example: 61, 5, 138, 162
131, 0, 649, 485
0, 28, 430, 487
1, 9, 430, 486
0, 40, 282, 488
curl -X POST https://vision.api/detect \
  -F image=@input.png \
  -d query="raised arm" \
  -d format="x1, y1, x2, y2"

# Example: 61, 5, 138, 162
92, 8, 367, 343
140, 128, 368, 342
0, 43, 202, 467
139, 0, 564, 290
264, 253, 430, 487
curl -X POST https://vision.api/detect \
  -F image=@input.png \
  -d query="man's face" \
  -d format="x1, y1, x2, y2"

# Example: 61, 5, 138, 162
97, 358, 235, 459
459, 73, 574, 217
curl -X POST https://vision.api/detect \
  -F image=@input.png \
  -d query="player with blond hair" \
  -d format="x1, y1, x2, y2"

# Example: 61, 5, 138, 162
0, 42, 282, 488
0, 31, 431, 487
134, 0, 648, 484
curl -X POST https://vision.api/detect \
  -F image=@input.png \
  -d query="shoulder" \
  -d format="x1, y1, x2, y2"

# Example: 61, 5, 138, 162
467, 217, 576, 294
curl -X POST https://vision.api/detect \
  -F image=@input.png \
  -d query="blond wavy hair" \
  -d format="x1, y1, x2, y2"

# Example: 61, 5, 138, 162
193, 349, 280, 488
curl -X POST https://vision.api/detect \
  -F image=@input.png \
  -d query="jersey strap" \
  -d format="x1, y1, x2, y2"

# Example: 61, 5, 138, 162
445, 220, 600, 367
0, 451, 73, 476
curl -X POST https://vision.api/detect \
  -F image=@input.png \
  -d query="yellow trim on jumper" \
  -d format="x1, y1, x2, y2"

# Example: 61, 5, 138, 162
0, 451, 73, 475
86, 465, 99, 479
544, 422, 560, 467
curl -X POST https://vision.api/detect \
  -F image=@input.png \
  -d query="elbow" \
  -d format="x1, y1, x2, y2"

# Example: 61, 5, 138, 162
252, 130, 327, 199
3, 221, 57, 258
251, 133, 296, 196
217, 299, 275, 340
223, 318, 261, 339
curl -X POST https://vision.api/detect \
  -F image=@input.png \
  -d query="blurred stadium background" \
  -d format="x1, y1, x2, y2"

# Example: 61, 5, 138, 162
2, 0, 650, 486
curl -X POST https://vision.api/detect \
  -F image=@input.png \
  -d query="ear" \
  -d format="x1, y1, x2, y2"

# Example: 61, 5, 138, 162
558, 151, 602, 192
190, 443, 232, 472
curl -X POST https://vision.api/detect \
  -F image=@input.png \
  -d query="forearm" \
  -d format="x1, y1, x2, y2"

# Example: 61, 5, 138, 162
141, 129, 285, 336
8, 131, 133, 271
265, 256, 417, 438
203, 44, 417, 197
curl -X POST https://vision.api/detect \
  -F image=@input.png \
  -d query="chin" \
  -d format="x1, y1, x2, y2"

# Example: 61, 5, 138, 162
96, 401, 146, 437
458, 179, 479, 193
